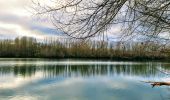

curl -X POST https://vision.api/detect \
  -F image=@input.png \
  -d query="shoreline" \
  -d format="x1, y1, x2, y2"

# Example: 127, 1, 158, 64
0, 57, 169, 62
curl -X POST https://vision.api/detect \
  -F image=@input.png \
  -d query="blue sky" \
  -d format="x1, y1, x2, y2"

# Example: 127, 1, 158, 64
0, 0, 122, 41
1, 0, 169, 42
0, 0, 65, 40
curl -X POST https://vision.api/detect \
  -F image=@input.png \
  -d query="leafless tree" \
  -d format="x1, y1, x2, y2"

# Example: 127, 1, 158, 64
31, 0, 170, 87
32, 0, 170, 41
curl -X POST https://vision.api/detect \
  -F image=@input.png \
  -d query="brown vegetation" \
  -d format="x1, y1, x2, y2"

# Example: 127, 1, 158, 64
0, 36, 169, 59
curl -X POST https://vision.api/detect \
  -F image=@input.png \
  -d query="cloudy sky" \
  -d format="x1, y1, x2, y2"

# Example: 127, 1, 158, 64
0, 0, 64, 40
0, 0, 122, 41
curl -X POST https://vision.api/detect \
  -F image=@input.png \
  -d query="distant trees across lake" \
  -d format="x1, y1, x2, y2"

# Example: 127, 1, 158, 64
0, 37, 170, 60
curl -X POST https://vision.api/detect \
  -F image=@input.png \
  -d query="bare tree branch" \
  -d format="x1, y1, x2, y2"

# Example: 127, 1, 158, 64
32, 0, 170, 41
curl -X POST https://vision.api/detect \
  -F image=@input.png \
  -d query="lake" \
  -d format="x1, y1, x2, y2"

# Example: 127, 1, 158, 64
0, 58, 170, 100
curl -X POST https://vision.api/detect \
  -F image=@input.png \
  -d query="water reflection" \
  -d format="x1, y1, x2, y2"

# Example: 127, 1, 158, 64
0, 62, 168, 78
0, 60, 170, 100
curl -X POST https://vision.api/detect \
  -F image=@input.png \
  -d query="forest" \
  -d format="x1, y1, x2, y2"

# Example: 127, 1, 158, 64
0, 36, 170, 60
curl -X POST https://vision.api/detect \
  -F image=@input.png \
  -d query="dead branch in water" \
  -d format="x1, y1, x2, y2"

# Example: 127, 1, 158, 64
141, 81, 170, 88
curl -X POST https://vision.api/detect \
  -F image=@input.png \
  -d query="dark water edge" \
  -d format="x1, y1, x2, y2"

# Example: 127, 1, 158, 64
0, 57, 169, 62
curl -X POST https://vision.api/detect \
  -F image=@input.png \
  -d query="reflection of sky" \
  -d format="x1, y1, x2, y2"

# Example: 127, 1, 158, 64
0, 71, 43, 89
0, 60, 143, 66
0, 60, 170, 100
0, 75, 169, 100
0, 73, 169, 90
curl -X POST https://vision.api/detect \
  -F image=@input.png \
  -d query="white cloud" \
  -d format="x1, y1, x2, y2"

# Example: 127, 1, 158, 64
0, 0, 122, 40
0, 0, 61, 40
0, 21, 45, 39
0, 0, 32, 17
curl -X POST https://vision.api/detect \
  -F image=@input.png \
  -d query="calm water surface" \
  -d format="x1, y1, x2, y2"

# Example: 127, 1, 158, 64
0, 58, 170, 100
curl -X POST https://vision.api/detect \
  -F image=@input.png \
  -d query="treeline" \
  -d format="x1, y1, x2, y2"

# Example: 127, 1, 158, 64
0, 37, 170, 60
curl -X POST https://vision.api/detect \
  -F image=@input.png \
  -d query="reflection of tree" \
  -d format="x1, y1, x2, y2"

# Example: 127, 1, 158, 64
157, 64, 170, 74
14, 65, 36, 77
0, 63, 167, 78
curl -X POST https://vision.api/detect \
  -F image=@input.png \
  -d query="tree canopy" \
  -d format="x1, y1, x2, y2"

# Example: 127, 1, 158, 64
32, 0, 170, 40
